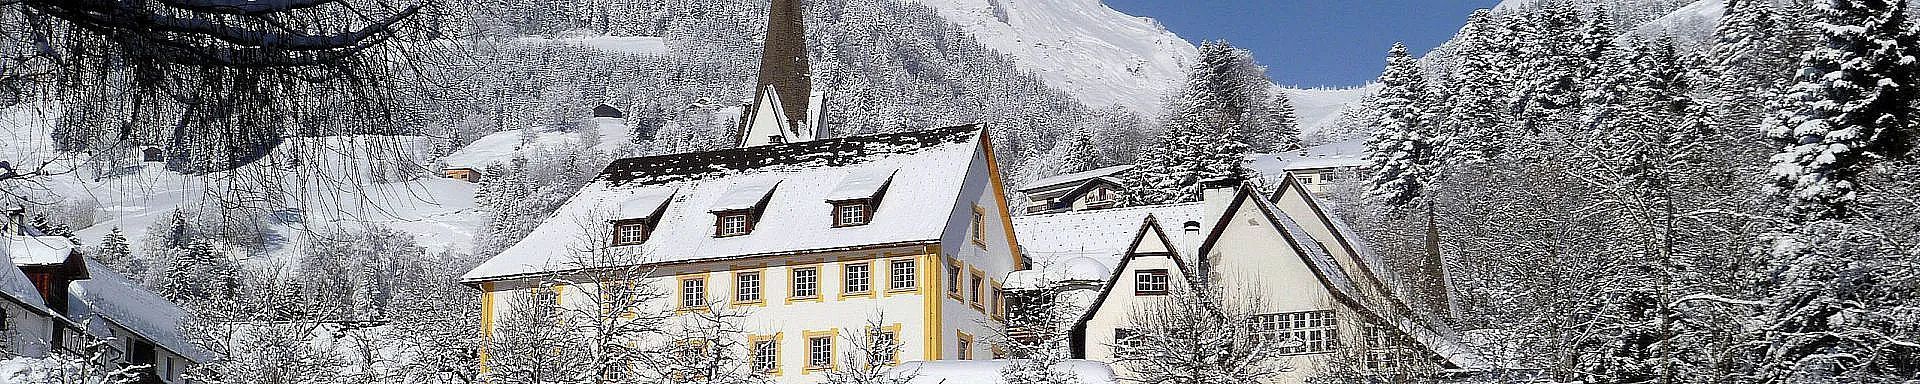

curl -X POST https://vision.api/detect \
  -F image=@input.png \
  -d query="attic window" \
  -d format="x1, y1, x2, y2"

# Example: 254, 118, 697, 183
710, 180, 780, 238
717, 212, 753, 237
826, 168, 895, 228
612, 220, 649, 246
834, 202, 870, 227
611, 190, 675, 246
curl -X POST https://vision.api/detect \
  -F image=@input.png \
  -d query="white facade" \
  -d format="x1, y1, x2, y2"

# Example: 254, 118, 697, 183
469, 126, 1023, 382
1065, 177, 1484, 383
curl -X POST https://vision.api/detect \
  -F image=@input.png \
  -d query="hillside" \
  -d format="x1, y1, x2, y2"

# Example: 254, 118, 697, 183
912, 0, 1198, 114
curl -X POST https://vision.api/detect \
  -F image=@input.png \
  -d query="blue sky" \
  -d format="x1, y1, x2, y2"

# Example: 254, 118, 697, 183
1104, 0, 1501, 88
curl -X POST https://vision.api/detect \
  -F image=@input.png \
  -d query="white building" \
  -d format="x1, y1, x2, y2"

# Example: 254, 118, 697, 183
1015, 176, 1482, 382
1245, 138, 1370, 194
1016, 165, 1131, 215
463, 125, 1025, 382
1, 210, 211, 383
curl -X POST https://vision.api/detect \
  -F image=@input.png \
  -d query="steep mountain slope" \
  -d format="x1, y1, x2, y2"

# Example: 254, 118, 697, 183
912, 0, 1197, 114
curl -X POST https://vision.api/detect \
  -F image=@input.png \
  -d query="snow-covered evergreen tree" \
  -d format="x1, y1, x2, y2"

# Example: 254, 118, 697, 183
1365, 42, 1436, 209
1437, 10, 1517, 165
1761, 0, 1920, 220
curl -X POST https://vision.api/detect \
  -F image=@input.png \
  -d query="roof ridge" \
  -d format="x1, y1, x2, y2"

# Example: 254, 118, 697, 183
601, 124, 980, 185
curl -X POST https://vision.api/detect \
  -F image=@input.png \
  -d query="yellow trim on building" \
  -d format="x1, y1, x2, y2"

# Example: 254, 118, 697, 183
956, 330, 975, 360
976, 127, 1027, 267
787, 265, 824, 304
731, 269, 769, 307
989, 279, 1005, 321
874, 323, 904, 364
748, 332, 784, 376
881, 256, 920, 297
944, 257, 965, 301
921, 248, 943, 360
968, 267, 987, 312
477, 282, 495, 373
674, 273, 711, 313
838, 260, 876, 300
803, 328, 840, 372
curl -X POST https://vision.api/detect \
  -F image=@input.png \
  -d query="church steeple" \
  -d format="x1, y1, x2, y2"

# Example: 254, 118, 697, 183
735, 0, 823, 148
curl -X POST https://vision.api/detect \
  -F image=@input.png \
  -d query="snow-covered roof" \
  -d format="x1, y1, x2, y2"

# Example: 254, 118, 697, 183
4, 235, 74, 266
1018, 164, 1132, 193
1048, 256, 1109, 283
888, 359, 1117, 384
0, 237, 51, 314
1245, 138, 1370, 174
462, 125, 984, 282
1012, 202, 1204, 276
441, 121, 629, 170
708, 179, 781, 212
68, 259, 217, 363
824, 168, 897, 201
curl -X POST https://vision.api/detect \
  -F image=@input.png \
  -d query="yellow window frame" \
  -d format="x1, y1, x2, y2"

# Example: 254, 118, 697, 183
731, 269, 768, 307
803, 329, 839, 372
968, 267, 987, 312
945, 257, 965, 301
748, 333, 783, 376
674, 274, 711, 313
788, 265, 824, 304
882, 256, 919, 296
840, 260, 876, 300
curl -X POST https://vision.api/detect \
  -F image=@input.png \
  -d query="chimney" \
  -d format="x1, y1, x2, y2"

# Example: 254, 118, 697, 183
1199, 177, 1241, 230
3, 206, 23, 236
755, 0, 811, 131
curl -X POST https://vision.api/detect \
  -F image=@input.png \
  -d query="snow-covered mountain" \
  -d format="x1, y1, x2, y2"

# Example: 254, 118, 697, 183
912, 0, 1197, 114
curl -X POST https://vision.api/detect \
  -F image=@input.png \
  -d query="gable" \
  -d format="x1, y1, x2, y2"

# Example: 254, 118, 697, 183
1202, 190, 1342, 310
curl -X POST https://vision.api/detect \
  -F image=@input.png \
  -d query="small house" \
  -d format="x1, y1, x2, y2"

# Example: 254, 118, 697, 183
443, 167, 481, 183
1016, 165, 1132, 214
141, 147, 164, 163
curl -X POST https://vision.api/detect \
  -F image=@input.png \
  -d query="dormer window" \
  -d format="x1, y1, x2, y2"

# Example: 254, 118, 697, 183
826, 168, 895, 229
612, 220, 649, 246
609, 190, 675, 247
834, 202, 870, 227
717, 212, 753, 237
710, 180, 780, 238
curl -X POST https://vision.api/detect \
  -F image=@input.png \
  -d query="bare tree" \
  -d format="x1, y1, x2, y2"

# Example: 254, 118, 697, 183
824, 314, 913, 384
1111, 283, 1292, 384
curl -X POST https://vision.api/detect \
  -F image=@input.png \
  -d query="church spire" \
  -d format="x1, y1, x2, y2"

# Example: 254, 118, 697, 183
755, 0, 810, 130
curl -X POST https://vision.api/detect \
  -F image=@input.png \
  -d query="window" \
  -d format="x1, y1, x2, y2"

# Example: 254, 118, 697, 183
807, 335, 834, 370
1296, 175, 1316, 185
679, 277, 707, 309
957, 331, 974, 360
990, 283, 1005, 320
970, 205, 987, 245
1365, 323, 1419, 371
834, 202, 870, 226
602, 283, 632, 313
735, 271, 762, 303
792, 267, 819, 299
945, 260, 963, 298
844, 263, 871, 295
888, 259, 916, 291
750, 336, 780, 374
530, 287, 559, 318
1135, 269, 1169, 295
1113, 328, 1143, 350
613, 221, 648, 245
717, 212, 751, 237
968, 270, 985, 310
1250, 310, 1339, 355
868, 326, 900, 364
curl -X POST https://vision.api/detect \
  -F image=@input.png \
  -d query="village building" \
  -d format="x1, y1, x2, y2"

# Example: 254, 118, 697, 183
1016, 139, 1369, 215
1010, 176, 1480, 382
461, 124, 1024, 382
1, 209, 212, 383
1244, 138, 1369, 194
1016, 165, 1131, 215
